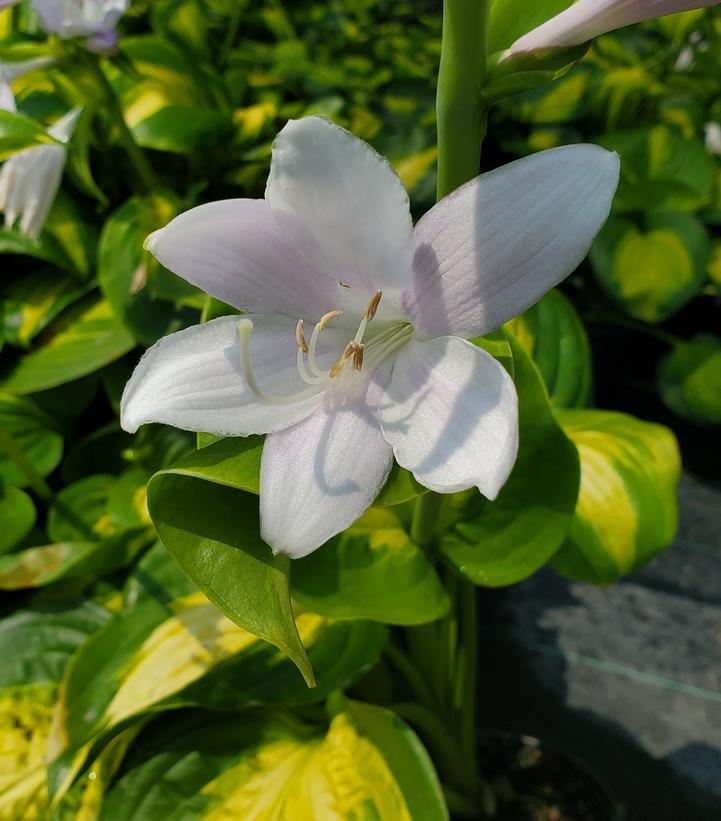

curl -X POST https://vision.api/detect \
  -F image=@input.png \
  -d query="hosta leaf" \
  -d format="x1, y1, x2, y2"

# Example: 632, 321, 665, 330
98, 194, 197, 346
0, 528, 153, 591
439, 333, 580, 586
552, 409, 680, 583
100, 705, 446, 821
0, 391, 62, 488
0, 269, 91, 348
293, 507, 449, 625
0, 485, 35, 554
0, 109, 60, 160
147, 459, 314, 686
488, 0, 572, 53
599, 127, 714, 213
51, 551, 385, 766
1, 297, 136, 394
657, 334, 721, 426
591, 211, 709, 322
48, 474, 116, 543
0, 598, 111, 821
505, 289, 592, 407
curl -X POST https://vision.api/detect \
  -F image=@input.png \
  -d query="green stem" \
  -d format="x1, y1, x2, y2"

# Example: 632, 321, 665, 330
436, 0, 490, 199
0, 426, 53, 501
410, 492, 443, 548
84, 54, 159, 193
383, 642, 437, 711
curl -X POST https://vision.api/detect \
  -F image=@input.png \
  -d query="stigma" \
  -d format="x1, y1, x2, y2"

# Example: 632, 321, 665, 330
238, 291, 384, 406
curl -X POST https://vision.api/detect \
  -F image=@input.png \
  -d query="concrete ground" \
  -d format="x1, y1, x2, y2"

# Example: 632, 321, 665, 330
477, 473, 721, 820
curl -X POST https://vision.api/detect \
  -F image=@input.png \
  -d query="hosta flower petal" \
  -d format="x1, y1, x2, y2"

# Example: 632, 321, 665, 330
402, 145, 619, 339
0, 108, 79, 239
145, 199, 347, 320
32, 0, 129, 38
260, 385, 393, 558
266, 116, 415, 296
121, 315, 350, 437
0, 81, 15, 113
378, 336, 518, 499
510, 0, 720, 54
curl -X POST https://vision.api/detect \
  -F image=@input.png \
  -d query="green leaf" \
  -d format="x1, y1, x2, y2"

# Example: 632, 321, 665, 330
0, 528, 153, 590
347, 700, 449, 821
98, 194, 195, 345
146, 453, 314, 686
100, 706, 445, 820
48, 474, 115, 542
505, 289, 592, 407
657, 334, 721, 425
599, 127, 714, 213
0, 391, 62, 488
51, 549, 385, 764
0, 109, 60, 160
552, 409, 680, 583
489, 0, 572, 53
293, 507, 449, 625
0, 485, 35, 554
131, 105, 234, 155
1, 297, 136, 394
0, 269, 92, 348
591, 211, 709, 322
0, 597, 111, 820
439, 333, 580, 586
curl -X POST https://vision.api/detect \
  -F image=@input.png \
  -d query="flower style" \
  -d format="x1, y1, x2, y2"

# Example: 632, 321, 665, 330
0, 107, 79, 239
1, 0, 129, 51
121, 117, 619, 558
510, 0, 721, 54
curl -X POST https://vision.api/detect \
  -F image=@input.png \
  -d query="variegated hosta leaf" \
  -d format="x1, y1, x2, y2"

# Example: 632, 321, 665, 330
0, 599, 111, 821
100, 704, 448, 821
505, 289, 592, 408
49, 548, 387, 777
552, 409, 681, 583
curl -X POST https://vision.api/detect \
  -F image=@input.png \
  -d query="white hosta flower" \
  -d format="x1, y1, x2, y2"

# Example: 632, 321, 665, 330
705, 122, 721, 155
121, 117, 619, 559
510, 0, 721, 54
0, 108, 79, 239
31, 0, 128, 48
0, 57, 57, 113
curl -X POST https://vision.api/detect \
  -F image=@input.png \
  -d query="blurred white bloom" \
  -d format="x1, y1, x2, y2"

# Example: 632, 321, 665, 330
705, 122, 721, 155
0, 57, 57, 113
674, 46, 695, 70
2, 0, 129, 49
121, 116, 620, 559
0, 108, 79, 239
510, 0, 721, 54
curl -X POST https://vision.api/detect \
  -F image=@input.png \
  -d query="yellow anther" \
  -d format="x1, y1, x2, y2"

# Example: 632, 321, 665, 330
295, 319, 308, 353
352, 343, 365, 372
365, 290, 383, 321
319, 309, 343, 330
329, 341, 358, 378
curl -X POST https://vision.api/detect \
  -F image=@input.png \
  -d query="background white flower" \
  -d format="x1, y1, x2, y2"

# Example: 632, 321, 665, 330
0, 107, 79, 239
0, 57, 57, 113
121, 117, 619, 559
510, 0, 721, 54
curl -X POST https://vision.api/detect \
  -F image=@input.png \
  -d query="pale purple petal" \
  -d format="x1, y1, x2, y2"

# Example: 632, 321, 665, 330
260, 383, 393, 558
378, 337, 518, 499
86, 29, 119, 54
511, 0, 720, 53
145, 199, 349, 320
266, 116, 415, 297
120, 315, 350, 437
402, 145, 619, 340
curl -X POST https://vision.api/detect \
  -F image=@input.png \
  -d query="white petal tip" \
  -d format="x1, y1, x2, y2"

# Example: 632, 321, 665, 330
143, 229, 161, 254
